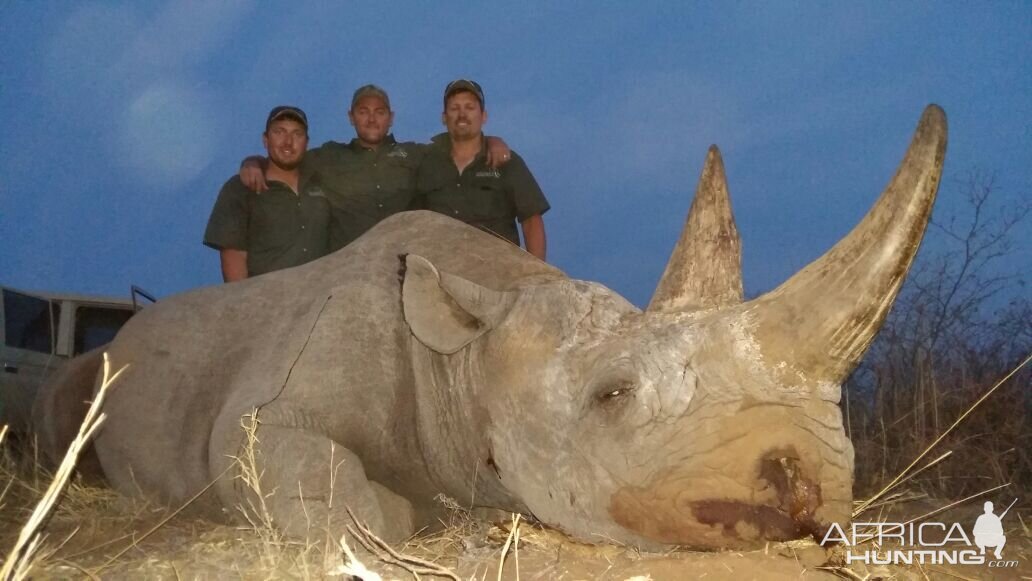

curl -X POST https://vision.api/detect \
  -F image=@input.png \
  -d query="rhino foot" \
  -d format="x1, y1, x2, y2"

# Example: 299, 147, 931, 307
230, 424, 415, 543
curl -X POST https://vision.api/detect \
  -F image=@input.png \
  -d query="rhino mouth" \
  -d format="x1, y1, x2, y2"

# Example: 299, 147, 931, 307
691, 455, 824, 542
607, 445, 842, 549
690, 499, 817, 542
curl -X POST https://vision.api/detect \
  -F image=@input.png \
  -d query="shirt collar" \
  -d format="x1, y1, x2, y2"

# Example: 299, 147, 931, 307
348, 134, 399, 152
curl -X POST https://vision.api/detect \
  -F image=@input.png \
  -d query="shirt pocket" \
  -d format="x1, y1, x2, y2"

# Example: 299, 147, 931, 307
324, 160, 368, 202
469, 177, 510, 221
249, 193, 297, 251
380, 154, 419, 196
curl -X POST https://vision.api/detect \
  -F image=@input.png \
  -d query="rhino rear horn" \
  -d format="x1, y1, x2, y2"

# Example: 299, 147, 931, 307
648, 145, 744, 313
402, 255, 515, 354
747, 105, 947, 387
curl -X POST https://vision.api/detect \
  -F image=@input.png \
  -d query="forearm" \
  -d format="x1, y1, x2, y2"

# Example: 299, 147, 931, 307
241, 155, 267, 169
520, 215, 547, 261
220, 249, 249, 282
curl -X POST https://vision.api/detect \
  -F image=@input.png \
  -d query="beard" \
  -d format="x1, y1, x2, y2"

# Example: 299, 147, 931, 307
269, 153, 303, 171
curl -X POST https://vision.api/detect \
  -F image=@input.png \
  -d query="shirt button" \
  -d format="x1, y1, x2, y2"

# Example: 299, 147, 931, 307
376, 185, 381, 190
454, 210, 459, 215
302, 248, 308, 252
301, 225, 306, 229
378, 203, 383, 208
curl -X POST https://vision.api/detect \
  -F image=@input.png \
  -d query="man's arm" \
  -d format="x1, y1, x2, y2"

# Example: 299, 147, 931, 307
220, 249, 249, 282
204, 177, 251, 281
520, 214, 547, 261
240, 155, 268, 192
484, 136, 511, 168
505, 152, 551, 261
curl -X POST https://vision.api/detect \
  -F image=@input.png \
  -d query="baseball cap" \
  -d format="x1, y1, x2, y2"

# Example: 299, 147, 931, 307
266, 105, 308, 131
351, 84, 391, 110
443, 79, 485, 108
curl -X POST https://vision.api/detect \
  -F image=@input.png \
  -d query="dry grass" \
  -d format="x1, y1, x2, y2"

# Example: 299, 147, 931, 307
231, 408, 286, 569
854, 351, 1032, 517
1, 352, 124, 580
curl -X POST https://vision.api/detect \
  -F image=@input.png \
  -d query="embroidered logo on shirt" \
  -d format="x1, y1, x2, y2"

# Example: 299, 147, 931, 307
475, 169, 501, 178
307, 188, 327, 198
387, 148, 409, 158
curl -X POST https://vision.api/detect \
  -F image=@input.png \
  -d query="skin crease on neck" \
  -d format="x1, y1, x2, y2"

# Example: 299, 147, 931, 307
443, 91, 487, 174
263, 118, 308, 193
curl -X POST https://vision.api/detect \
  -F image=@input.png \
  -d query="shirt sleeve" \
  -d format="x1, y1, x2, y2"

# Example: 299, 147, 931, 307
406, 142, 432, 166
301, 142, 334, 175
506, 152, 550, 221
203, 177, 249, 251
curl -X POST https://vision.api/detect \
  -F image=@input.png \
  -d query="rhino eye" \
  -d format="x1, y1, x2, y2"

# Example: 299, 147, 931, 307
596, 381, 636, 403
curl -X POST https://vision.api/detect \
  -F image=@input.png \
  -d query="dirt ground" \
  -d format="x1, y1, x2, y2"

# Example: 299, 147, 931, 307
2, 467, 1030, 581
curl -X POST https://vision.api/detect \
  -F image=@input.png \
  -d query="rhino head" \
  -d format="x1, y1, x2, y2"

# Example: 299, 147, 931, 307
401, 106, 946, 549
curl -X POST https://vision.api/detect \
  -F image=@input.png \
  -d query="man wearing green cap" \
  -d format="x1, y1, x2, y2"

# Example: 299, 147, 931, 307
415, 79, 549, 260
204, 106, 330, 282
239, 85, 511, 250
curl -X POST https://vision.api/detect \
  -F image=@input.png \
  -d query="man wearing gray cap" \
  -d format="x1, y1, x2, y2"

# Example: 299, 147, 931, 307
416, 79, 549, 260
205, 106, 330, 281
240, 85, 511, 250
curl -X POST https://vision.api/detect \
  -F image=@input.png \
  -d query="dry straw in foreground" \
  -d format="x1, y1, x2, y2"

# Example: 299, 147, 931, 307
0, 352, 126, 581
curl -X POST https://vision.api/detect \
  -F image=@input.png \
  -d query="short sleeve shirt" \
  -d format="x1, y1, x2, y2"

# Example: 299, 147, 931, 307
304, 136, 428, 250
203, 173, 330, 276
415, 137, 549, 246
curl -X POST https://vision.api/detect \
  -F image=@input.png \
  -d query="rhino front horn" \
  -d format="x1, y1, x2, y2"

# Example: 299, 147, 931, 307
648, 145, 744, 313
747, 105, 947, 388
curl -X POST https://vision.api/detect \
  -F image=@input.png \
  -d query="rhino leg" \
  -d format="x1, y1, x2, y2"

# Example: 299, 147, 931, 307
237, 424, 415, 543
30, 346, 106, 482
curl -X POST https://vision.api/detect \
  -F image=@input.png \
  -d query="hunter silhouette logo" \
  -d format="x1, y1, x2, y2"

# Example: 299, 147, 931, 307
973, 499, 1016, 560
821, 497, 1021, 568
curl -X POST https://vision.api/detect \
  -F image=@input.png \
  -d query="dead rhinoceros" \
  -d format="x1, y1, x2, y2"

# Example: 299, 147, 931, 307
38, 106, 945, 550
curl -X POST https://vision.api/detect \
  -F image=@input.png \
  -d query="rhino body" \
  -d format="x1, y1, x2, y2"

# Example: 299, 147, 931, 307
36, 107, 947, 550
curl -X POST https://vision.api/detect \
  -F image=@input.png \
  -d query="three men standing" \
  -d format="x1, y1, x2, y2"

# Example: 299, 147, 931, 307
205, 81, 550, 281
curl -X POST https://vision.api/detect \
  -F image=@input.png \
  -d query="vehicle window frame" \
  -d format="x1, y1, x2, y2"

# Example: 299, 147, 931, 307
2, 288, 60, 355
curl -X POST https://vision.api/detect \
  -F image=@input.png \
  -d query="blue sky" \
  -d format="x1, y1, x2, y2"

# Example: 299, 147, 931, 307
1, 2, 1029, 307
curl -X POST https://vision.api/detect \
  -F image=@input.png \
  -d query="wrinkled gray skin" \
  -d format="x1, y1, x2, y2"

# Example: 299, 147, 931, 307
37, 107, 947, 550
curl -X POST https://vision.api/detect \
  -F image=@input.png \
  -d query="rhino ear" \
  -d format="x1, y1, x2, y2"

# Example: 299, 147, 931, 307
402, 254, 515, 354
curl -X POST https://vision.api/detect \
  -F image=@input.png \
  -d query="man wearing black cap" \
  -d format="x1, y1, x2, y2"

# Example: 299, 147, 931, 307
416, 80, 549, 260
204, 106, 330, 282
239, 85, 512, 250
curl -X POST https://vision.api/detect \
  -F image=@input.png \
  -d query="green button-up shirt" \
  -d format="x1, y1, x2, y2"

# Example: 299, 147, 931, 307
305, 136, 428, 250
203, 172, 330, 277
415, 136, 550, 246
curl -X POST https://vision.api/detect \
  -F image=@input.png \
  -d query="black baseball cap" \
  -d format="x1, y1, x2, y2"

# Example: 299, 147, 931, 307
443, 79, 485, 108
265, 105, 308, 131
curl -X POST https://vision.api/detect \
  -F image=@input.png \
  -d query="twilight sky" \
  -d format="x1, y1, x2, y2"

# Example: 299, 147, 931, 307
1, 2, 1029, 307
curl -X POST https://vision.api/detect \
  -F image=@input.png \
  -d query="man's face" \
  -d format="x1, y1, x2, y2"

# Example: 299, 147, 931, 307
262, 118, 308, 170
442, 91, 487, 141
349, 95, 393, 147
